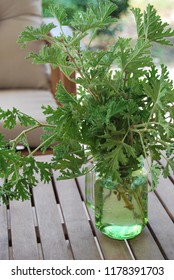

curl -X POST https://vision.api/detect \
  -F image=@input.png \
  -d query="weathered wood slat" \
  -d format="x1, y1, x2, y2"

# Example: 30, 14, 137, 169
0, 202, 9, 260
53, 171, 101, 260
148, 191, 174, 260
128, 227, 164, 260
33, 178, 72, 260
33, 155, 73, 260
154, 175, 174, 220
10, 200, 39, 260
76, 176, 86, 198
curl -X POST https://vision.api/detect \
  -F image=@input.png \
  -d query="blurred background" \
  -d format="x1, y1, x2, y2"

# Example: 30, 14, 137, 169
42, 0, 174, 78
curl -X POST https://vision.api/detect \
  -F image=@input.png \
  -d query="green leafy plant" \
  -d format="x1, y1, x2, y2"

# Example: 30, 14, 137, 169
0, 1, 174, 204
42, 0, 129, 19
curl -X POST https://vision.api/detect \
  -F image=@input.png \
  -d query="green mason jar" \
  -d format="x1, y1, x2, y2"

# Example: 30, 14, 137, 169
85, 164, 148, 240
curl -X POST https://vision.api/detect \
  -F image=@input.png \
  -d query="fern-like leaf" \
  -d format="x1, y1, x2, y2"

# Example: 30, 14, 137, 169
132, 4, 174, 45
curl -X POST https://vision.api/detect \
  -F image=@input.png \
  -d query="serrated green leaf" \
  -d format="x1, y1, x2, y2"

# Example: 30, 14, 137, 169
119, 38, 152, 75
56, 81, 78, 105
106, 98, 126, 123
132, 4, 174, 45
52, 141, 88, 179
163, 162, 170, 178
18, 23, 56, 47
70, 0, 117, 32
49, 5, 68, 25
0, 108, 18, 129
36, 161, 52, 183
150, 163, 161, 190
17, 112, 37, 127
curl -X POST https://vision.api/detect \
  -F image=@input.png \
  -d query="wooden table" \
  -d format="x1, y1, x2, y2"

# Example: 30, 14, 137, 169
0, 155, 174, 260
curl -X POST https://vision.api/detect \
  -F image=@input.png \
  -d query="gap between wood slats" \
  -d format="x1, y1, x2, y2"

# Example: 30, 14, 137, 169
51, 176, 74, 252
75, 178, 85, 201
94, 237, 104, 260
146, 156, 174, 217
30, 187, 35, 207
57, 204, 65, 224
146, 184, 174, 259
51, 175, 60, 204
58, 208, 76, 257
37, 244, 44, 260
51, 175, 74, 245
32, 169, 72, 258
31, 203, 44, 259
7, 207, 12, 259
154, 190, 174, 222
147, 190, 174, 259
124, 240, 136, 260
9, 247, 13, 260
127, 226, 165, 260
148, 178, 174, 223
32, 173, 73, 260
147, 223, 168, 259
76, 179, 105, 259
53, 174, 102, 259
154, 192, 173, 223
30, 188, 44, 257
32, 203, 44, 244
156, 161, 174, 221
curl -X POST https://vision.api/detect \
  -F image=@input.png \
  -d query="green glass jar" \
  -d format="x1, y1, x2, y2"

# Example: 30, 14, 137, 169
85, 165, 148, 240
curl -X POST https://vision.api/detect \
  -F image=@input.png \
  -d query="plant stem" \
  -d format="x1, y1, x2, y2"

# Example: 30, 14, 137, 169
120, 192, 134, 210
29, 133, 57, 156
11, 123, 56, 148
157, 139, 170, 147
63, 42, 100, 101
121, 130, 129, 143
67, 32, 88, 48
133, 129, 151, 172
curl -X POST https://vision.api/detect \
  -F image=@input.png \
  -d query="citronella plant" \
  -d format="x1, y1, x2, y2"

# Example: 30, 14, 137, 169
0, 1, 174, 203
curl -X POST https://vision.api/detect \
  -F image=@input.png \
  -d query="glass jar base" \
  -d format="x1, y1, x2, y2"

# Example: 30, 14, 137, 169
98, 224, 145, 240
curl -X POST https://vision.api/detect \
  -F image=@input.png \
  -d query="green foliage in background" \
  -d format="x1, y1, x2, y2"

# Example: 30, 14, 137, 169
42, 0, 129, 19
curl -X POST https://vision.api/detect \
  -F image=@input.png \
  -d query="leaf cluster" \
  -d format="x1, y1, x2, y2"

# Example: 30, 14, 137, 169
0, 141, 52, 204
